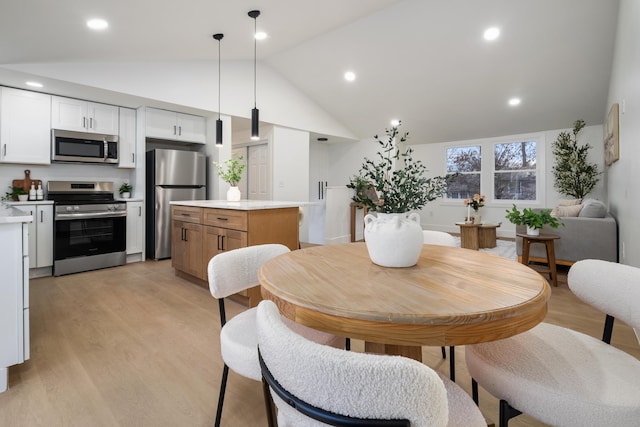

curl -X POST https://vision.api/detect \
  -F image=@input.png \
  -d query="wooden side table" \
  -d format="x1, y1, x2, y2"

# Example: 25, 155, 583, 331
456, 223, 500, 250
517, 232, 560, 287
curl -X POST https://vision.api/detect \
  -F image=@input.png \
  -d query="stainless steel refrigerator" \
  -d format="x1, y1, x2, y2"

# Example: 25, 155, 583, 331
146, 149, 207, 259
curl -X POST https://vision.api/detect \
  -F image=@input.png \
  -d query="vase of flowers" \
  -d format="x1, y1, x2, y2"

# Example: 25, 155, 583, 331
214, 156, 245, 201
347, 121, 449, 267
464, 194, 486, 224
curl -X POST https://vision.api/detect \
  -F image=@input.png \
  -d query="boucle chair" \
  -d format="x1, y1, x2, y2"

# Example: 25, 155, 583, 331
465, 259, 640, 427
423, 230, 457, 381
208, 244, 343, 427
257, 299, 486, 427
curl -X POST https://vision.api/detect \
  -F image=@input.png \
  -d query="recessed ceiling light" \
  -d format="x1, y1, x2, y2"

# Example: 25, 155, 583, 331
344, 71, 356, 82
87, 18, 109, 31
25, 81, 43, 88
255, 31, 267, 40
390, 119, 400, 127
483, 27, 500, 41
508, 97, 521, 106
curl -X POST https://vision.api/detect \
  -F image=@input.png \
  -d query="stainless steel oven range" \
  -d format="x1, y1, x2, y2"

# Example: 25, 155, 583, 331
48, 181, 126, 276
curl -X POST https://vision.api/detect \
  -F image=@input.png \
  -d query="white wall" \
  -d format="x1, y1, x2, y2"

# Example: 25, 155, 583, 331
271, 126, 309, 202
327, 125, 605, 238
605, 0, 640, 267
2, 61, 357, 141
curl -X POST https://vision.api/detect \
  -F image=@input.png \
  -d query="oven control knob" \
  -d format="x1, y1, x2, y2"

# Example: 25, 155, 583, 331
73, 206, 80, 211
66, 206, 73, 212
107, 204, 114, 211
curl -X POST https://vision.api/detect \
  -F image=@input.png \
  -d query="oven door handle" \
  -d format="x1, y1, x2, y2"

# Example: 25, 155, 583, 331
55, 211, 127, 220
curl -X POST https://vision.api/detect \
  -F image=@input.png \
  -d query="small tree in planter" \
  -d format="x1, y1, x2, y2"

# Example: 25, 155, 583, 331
551, 120, 601, 199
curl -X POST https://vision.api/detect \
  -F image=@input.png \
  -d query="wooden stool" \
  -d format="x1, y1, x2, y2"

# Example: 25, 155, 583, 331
517, 232, 560, 287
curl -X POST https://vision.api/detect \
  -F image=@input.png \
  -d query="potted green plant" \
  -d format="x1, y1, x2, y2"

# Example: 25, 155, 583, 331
214, 156, 246, 201
505, 205, 561, 236
346, 121, 449, 267
119, 182, 133, 199
2, 186, 28, 202
551, 119, 601, 199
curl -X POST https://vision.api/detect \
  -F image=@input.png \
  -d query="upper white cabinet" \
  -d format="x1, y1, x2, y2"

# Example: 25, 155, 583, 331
0, 87, 51, 165
118, 108, 137, 169
146, 107, 206, 144
51, 96, 119, 135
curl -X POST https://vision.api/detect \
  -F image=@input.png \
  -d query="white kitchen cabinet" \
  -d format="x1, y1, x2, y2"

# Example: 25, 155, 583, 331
145, 107, 206, 144
11, 203, 54, 274
0, 221, 30, 393
0, 87, 51, 165
118, 107, 137, 168
51, 96, 119, 135
126, 201, 144, 257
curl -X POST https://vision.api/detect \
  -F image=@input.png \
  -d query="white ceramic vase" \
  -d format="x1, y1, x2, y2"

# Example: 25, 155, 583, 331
226, 186, 241, 202
526, 225, 540, 236
364, 212, 424, 268
121, 192, 131, 199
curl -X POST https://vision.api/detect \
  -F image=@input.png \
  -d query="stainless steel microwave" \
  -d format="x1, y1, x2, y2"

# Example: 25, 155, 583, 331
51, 129, 119, 164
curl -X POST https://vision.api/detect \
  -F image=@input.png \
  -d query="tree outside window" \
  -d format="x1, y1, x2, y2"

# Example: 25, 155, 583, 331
494, 141, 537, 200
446, 146, 481, 199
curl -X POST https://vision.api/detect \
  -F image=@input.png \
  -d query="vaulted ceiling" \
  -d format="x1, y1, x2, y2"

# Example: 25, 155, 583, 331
0, 0, 619, 144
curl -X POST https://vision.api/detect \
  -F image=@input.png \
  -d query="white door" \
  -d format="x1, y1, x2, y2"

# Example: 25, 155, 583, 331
248, 143, 270, 200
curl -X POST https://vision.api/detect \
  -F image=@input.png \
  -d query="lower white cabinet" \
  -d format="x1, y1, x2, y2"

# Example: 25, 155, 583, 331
126, 201, 144, 257
0, 222, 29, 393
11, 203, 54, 271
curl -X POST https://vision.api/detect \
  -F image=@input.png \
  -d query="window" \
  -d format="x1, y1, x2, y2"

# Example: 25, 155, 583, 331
446, 145, 481, 199
494, 141, 537, 200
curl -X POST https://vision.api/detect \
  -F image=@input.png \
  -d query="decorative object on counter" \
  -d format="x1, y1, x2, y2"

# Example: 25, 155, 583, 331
119, 182, 132, 199
29, 183, 37, 201
505, 205, 561, 236
36, 183, 44, 200
347, 121, 449, 267
464, 193, 486, 224
552, 119, 601, 198
214, 156, 246, 201
12, 170, 42, 198
213, 33, 224, 146
1, 186, 28, 202
248, 10, 261, 141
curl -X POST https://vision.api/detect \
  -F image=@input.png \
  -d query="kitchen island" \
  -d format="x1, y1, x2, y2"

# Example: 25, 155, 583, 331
0, 205, 32, 393
169, 200, 300, 305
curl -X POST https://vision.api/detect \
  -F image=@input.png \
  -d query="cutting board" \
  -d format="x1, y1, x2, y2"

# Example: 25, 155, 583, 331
12, 169, 42, 194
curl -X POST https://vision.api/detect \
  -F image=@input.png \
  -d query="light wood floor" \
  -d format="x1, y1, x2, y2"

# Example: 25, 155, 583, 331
1, 260, 638, 427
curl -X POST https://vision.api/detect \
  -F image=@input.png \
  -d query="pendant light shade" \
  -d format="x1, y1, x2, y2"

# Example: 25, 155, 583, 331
213, 33, 224, 146
248, 10, 260, 141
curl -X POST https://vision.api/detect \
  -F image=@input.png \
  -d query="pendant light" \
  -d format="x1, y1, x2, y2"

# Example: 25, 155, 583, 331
213, 33, 224, 146
248, 10, 260, 140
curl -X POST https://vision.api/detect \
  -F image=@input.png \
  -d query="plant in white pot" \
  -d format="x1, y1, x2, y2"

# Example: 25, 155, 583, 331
505, 205, 561, 236
214, 156, 245, 201
119, 182, 132, 199
347, 121, 449, 267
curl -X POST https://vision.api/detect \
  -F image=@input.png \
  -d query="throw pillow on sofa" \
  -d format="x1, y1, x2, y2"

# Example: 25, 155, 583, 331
552, 204, 583, 217
579, 199, 607, 218
558, 198, 582, 206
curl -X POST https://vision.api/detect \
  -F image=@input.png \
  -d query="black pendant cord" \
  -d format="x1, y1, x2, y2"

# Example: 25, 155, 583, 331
218, 36, 222, 119
213, 33, 224, 146
253, 14, 257, 109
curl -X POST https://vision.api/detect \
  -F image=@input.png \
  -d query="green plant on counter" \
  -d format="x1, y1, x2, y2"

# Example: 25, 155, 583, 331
119, 182, 133, 195
214, 156, 245, 186
505, 205, 561, 230
1, 186, 28, 201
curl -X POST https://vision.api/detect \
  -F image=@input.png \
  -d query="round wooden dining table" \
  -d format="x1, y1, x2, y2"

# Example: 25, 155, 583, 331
259, 242, 550, 361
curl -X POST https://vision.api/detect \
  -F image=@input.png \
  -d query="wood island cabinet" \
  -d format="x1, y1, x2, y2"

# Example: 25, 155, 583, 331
170, 203, 300, 302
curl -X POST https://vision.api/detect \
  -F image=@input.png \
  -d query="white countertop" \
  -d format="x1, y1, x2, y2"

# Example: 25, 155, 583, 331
170, 200, 305, 210
0, 205, 34, 224
5, 200, 54, 206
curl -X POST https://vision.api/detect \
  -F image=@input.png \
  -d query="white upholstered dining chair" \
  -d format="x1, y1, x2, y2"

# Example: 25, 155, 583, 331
465, 259, 640, 426
422, 229, 458, 381
257, 299, 486, 427
208, 244, 343, 427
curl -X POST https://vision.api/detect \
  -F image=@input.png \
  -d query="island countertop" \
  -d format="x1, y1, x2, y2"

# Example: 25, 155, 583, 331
169, 200, 304, 210
0, 205, 34, 224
